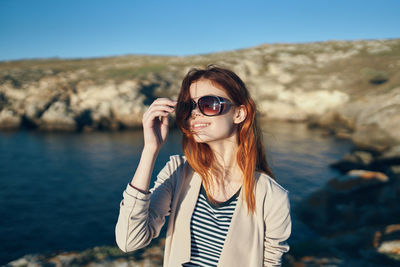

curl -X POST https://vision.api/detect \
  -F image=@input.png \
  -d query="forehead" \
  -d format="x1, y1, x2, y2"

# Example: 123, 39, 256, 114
189, 79, 229, 99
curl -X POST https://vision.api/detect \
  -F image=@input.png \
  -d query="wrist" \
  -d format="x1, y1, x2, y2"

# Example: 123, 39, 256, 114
129, 183, 151, 194
142, 145, 160, 155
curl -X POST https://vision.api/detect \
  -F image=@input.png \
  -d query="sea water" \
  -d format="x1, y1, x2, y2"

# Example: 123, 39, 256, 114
0, 121, 353, 264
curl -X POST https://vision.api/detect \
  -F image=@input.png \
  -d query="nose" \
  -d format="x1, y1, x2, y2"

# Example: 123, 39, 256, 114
191, 103, 202, 117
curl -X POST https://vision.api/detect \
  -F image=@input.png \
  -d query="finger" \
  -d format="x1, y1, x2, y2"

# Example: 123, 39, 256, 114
144, 106, 174, 120
161, 114, 169, 126
143, 106, 173, 122
148, 104, 175, 112
144, 110, 169, 123
152, 98, 178, 107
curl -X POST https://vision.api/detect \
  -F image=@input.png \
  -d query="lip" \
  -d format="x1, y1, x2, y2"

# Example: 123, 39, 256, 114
191, 122, 211, 130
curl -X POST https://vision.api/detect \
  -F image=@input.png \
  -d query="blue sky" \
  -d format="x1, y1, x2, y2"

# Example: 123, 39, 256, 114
0, 0, 399, 61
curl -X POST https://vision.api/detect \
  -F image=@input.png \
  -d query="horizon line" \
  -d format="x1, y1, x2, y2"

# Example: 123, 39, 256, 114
1, 37, 398, 63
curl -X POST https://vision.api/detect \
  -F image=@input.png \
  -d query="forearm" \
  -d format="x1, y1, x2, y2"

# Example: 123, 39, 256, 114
130, 146, 159, 193
116, 154, 181, 253
116, 186, 154, 252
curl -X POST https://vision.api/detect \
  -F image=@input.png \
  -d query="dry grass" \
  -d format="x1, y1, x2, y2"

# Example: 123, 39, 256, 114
1, 39, 399, 96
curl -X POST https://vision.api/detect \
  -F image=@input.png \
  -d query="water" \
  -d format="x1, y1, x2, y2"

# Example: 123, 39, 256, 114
0, 121, 353, 264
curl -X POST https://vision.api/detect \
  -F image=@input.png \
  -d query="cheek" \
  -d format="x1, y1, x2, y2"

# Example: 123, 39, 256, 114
212, 119, 231, 130
209, 117, 236, 135
191, 118, 235, 142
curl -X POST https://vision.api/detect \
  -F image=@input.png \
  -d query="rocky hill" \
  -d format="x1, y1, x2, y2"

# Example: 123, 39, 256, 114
1, 38, 399, 151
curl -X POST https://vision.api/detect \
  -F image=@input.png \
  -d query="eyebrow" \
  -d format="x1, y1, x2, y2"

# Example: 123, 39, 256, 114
191, 94, 226, 100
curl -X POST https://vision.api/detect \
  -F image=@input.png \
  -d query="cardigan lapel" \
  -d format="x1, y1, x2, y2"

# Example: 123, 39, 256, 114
217, 172, 261, 267
170, 169, 202, 265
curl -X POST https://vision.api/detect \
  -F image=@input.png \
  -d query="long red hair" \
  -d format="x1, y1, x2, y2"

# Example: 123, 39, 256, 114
176, 65, 275, 213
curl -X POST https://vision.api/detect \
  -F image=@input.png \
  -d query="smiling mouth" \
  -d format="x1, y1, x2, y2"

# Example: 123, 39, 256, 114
191, 123, 210, 130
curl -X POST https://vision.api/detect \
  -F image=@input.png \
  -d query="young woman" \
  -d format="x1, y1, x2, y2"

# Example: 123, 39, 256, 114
115, 66, 291, 267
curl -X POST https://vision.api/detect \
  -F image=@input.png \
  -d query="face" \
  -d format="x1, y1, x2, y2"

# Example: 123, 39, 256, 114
188, 79, 242, 145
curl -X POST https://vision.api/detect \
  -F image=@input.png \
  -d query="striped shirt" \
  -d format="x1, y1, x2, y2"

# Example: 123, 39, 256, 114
183, 184, 241, 267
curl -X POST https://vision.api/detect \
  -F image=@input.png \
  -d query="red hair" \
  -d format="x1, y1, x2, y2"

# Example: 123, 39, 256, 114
176, 65, 275, 213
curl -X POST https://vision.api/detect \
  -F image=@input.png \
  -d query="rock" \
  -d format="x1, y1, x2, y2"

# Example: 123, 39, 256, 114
39, 101, 77, 131
6, 254, 42, 267
276, 52, 313, 65
6, 257, 30, 267
259, 88, 349, 121
5, 244, 165, 267
296, 169, 398, 235
352, 124, 398, 153
388, 165, 400, 177
345, 87, 400, 152
268, 63, 294, 84
374, 224, 400, 261
327, 169, 388, 193
69, 80, 146, 130
308, 110, 354, 134
286, 224, 400, 266
0, 108, 21, 129
308, 86, 400, 153
330, 150, 374, 173
378, 240, 400, 258
314, 49, 359, 64
283, 230, 395, 267
372, 145, 400, 168
48, 251, 80, 266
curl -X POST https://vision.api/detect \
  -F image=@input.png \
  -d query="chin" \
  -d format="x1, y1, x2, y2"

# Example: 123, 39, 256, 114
192, 135, 210, 143
192, 133, 230, 144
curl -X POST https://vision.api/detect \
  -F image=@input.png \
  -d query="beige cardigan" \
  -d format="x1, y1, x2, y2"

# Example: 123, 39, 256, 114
115, 155, 291, 267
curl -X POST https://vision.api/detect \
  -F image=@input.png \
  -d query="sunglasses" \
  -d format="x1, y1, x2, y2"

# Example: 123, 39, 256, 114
178, 95, 235, 117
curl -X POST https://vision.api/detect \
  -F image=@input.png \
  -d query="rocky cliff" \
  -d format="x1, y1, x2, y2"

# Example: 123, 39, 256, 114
1, 39, 399, 150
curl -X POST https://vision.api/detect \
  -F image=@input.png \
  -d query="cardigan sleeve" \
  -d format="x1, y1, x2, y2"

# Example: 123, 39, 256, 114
115, 155, 186, 252
263, 185, 292, 266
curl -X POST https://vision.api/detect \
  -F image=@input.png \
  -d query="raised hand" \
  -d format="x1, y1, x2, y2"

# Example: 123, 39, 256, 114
142, 98, 177, 152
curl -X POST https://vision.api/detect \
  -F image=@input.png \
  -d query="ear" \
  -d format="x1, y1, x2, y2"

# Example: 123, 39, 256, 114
233, 105, 247, 124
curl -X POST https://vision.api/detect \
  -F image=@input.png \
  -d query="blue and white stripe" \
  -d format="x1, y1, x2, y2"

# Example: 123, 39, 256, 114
183, 185, 240, 267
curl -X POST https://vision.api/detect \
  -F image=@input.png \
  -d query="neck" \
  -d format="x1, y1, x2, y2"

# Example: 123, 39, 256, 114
207, 134, 243, 184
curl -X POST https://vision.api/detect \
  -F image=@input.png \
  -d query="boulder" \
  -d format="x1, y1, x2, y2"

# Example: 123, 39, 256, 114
372, 145, 400, 168
375, 224, 400, 260
352, 124, 398, 153
39, 101, 77, 131
6, 243, 165, 267
308, 110, 354, 135
0, 109, 21, 129
330, 150, 374, 173
328, 169, 389, 192
69, 80, 146, 130
297, 169, 399, 235
259, 88, 349, 122
340, 87, 400, 152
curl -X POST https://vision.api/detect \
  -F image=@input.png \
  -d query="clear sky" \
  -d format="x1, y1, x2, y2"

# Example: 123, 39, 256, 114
1, 0, 399, 61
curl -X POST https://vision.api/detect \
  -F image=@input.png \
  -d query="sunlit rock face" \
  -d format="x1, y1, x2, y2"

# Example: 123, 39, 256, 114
0, 39, 399, 149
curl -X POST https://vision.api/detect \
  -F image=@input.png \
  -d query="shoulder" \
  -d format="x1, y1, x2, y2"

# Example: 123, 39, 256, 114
153, 155, 188, 191
255, 172, 291, 220
157, 154, 188, 179
254, 171, 289, 201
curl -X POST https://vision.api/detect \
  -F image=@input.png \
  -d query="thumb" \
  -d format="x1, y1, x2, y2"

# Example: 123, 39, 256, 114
161, 115, 169, 127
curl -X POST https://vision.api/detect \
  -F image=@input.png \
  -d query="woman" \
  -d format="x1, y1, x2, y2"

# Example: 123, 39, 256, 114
115, 65, 291, 267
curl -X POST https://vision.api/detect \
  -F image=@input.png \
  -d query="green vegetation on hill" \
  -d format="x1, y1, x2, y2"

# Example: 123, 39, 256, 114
1, 39, 399, 92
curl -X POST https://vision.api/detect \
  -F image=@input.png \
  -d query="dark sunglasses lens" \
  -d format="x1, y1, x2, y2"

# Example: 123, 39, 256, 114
198, 96, 220, 116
